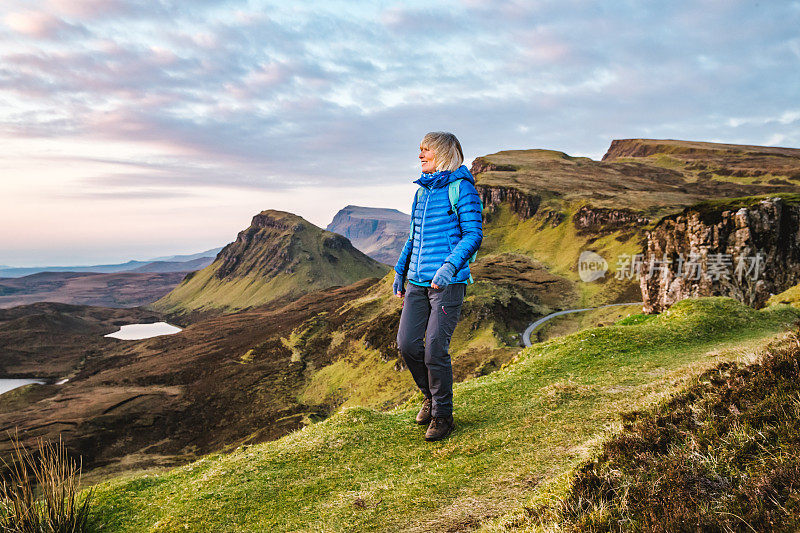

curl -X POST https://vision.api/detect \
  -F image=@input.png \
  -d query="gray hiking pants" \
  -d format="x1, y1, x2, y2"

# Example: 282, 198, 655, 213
397, 282, 466, 418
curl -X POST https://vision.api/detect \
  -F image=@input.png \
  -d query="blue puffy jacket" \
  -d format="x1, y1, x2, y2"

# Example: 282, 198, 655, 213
394, 165, 483, 286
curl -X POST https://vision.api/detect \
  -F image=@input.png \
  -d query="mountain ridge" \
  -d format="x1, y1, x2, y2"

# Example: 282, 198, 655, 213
153, 209, 389, 320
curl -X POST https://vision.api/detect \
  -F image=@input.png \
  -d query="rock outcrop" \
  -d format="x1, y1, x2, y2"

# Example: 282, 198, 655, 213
572, 205, 650, 234
326, 206, 409, 265
475, 184, 541, 220
640, 194, 800, 313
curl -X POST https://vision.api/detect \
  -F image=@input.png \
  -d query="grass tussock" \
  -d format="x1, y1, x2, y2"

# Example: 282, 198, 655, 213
522, 331, 800, 532
0, 434, 92, 533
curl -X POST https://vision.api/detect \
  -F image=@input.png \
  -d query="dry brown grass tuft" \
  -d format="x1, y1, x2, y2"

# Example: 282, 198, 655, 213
0, 432, 92, 532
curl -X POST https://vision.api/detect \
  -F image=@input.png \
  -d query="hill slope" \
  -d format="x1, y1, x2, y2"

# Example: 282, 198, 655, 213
603, 138, 800, 181
153, 210, 388, 319
520, 331, 800, 531
87, 298, 800, 531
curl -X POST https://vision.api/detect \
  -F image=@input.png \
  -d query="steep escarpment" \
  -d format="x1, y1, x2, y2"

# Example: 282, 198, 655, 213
326, 205, 409, 265
640, 194, 800, 313
475, 184, 542, 219
153, 210, 388, 321
473, 142, 800, 220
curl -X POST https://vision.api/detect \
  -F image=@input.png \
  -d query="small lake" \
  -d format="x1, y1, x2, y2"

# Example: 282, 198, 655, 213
104, 322, 182, 340
0, 379, 45, 395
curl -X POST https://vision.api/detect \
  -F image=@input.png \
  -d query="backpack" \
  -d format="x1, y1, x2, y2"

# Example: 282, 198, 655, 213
409, 179, 483, 282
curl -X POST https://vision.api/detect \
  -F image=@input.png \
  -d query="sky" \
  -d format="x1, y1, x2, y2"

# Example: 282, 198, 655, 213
1, 0, 799, 266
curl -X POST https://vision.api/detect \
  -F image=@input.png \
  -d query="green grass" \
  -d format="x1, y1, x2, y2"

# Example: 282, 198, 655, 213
87, 298, 800, 532
298, 339, 416, 410
768, 282, 800, 308
534, 304, 645, 342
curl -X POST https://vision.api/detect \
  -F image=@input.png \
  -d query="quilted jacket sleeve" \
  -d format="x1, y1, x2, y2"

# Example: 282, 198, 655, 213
444, 180, 483, 271
394, 191, 416, 277
394, 235, 413, 277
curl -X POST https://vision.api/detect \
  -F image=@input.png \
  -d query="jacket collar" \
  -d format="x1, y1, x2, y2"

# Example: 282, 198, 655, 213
414, 165, 474, 190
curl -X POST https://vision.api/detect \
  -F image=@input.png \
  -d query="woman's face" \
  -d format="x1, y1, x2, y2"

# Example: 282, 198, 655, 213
419, 146, 436, 174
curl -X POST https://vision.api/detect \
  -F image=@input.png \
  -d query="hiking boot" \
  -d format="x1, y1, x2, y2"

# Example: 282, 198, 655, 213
425, 415, 454, 441
415, 398, 432, 425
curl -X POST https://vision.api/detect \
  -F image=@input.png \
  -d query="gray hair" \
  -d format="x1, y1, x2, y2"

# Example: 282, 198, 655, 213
420, 131, 464, 172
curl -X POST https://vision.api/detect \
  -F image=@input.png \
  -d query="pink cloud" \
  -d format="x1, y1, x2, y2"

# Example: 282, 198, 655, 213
4, 10, 74, 39
46, 0, 129, 19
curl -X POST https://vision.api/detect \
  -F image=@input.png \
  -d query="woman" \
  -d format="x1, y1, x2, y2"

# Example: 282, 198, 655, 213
393, 131, 483, 442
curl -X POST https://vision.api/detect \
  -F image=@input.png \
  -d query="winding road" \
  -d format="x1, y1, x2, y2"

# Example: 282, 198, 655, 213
522, 302, 644, 347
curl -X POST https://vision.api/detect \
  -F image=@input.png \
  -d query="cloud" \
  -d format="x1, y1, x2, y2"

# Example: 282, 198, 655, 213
1, 0, 798, 193
56, 187, 197, 200
4, 10, 87, 39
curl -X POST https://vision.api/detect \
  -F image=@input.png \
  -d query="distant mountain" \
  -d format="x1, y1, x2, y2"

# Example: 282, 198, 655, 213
326, 205, 409, 265
0, 247, 223, 278
153, 209, 389, 319
0, 271, 188, 309
0, 261, 148, 278
131, 257, 214, 273
147, 247, 224, 262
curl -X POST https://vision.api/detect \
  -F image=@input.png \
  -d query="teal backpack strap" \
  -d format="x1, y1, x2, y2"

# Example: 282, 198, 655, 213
448, 179, 484, 221
448, 179, 461, 214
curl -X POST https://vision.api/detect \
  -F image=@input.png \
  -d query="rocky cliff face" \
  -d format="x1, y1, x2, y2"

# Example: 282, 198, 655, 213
470, 157, 519, 174
475, 184, 541, 220
572, 205, 650, 234
640, 195, 800, 313
326, 206, 409, 265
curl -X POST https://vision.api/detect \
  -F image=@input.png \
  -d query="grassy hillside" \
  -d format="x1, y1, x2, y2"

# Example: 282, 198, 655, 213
87, 298, 800, 532
602, 138, 800, 187
515, 327, 800, 531
479, 202, 643, 307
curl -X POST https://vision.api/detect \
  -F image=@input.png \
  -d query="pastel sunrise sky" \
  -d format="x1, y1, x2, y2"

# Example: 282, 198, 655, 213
1, 1, 799, 266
